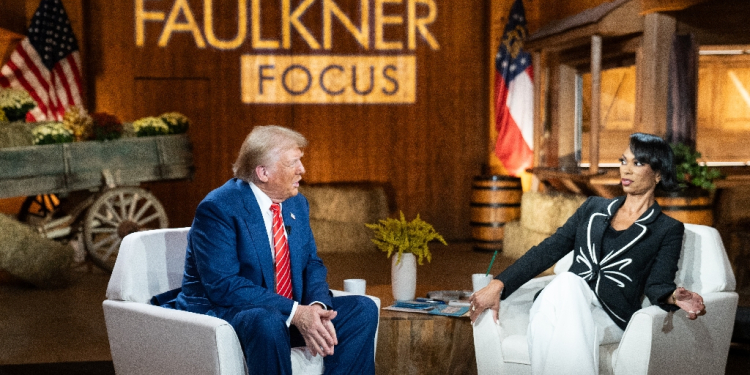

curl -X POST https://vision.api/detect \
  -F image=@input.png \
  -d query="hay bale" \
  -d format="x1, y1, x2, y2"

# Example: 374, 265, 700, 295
502, 221, 548, 260
299, 183, 390, 254
310, 219, 377, 254
502, 221, 555, 276
520, 191, 586, 234
0, 214, 73, 287
299, 184, 389, 223
0, 121, 36, 149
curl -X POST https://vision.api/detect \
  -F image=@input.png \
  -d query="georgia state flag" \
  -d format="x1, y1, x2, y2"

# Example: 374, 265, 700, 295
494, 0, 534, 177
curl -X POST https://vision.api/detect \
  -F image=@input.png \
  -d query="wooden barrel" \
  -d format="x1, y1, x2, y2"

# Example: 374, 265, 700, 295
655, 194, 713, 226
470, 175, 522, 252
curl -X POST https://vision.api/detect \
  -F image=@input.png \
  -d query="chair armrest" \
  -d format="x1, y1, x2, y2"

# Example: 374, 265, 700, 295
330, 289, 381, 309
613, 291, 738, 375
103, 300, 246, 375
473, 275, 555, 374
473, 309, 505, 374
329, 289, 381, 357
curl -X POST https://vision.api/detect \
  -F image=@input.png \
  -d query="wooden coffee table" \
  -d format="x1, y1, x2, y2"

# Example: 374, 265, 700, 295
368, 284, 477, 375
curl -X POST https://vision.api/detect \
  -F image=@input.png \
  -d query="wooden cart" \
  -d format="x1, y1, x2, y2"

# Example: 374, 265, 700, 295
0, 134, 193, 271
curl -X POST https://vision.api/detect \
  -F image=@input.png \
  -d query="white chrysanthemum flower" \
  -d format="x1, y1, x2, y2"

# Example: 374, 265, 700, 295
31, 122, 74, 145
0, 88, 35, 109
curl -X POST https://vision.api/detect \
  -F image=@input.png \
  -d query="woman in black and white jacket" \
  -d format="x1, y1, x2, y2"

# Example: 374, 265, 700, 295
469, 133, 706, 375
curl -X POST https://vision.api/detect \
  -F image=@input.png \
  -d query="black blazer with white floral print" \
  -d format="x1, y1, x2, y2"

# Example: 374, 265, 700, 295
497, 196, 684, 330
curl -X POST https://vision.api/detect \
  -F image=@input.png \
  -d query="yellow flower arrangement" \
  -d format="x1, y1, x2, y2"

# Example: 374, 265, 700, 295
160, 112, 190, 134
0, 108, 7, 122
366, 211, 447, 265
132, 116, 169, 137
62, 106, 93, 141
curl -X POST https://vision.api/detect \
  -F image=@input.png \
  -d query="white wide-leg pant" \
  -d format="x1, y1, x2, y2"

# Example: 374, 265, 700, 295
527, 272, 624, 375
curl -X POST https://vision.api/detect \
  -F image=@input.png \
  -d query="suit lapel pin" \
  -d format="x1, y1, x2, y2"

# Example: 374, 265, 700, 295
290, 213, 296, 220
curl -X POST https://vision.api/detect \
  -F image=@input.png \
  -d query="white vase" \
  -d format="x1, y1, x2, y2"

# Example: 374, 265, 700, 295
391, 252, 417, 301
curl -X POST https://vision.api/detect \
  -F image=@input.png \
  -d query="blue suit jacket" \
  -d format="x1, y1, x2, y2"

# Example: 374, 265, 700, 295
175, 178, 332, 320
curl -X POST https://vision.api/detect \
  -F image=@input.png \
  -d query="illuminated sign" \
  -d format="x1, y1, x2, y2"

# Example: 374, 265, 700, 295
135, 0, 438, 104
241, 55, 415, 103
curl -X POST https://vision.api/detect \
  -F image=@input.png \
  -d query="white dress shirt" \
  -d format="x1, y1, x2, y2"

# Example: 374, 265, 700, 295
249, 182, 298, 326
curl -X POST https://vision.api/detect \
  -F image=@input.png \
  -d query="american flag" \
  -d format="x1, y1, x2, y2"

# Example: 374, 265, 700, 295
0, 0, 83, 122
494, 0, 534, 177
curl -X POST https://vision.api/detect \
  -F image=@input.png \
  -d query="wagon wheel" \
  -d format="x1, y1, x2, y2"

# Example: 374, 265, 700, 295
18, 194, 60, 224
83, 187, 169, 272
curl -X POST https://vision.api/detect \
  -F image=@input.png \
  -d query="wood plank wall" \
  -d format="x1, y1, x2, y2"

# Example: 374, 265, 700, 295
4, 0, 744, 240
71, 0, 490, 240
0, 0, 27, 33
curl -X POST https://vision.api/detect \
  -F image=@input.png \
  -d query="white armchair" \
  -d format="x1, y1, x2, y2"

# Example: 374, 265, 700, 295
103, 227, 380, 375
473, 224, 738, 375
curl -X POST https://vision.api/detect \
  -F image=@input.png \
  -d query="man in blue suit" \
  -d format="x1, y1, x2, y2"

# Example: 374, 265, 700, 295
174, 125, 378, 374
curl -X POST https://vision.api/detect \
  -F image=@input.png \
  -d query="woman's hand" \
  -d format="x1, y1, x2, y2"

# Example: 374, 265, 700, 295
672, 287, 706, 320
469, 279, 504, 324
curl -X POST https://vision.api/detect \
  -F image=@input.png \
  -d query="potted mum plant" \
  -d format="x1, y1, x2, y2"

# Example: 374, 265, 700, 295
90, 112, 124, 141
366, 211, 447, 301
62, 106, 93, 141
31, 122, 74, 145
0, 88, 36, 122
132, 116, 170, 137
160, 112, 190, 134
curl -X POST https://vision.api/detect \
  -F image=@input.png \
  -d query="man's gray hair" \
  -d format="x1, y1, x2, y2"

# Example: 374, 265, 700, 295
233, 125, 308, 183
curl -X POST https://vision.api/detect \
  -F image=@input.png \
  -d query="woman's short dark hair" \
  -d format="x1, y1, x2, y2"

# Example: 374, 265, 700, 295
629, 133, 678, 192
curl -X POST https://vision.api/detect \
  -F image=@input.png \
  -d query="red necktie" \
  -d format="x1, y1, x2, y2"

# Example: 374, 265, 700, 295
270, 203, 292, 299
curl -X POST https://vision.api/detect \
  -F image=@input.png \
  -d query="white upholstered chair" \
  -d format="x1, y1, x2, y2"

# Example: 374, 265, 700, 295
103, 227, 380, 375
473, 224, 738, 375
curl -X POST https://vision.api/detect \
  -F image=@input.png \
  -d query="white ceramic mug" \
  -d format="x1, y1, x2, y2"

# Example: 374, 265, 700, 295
472, 273, 493, 293
343, 279, 366, 295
